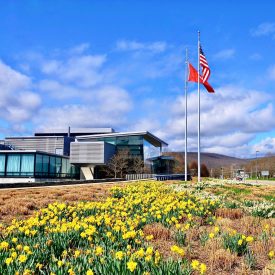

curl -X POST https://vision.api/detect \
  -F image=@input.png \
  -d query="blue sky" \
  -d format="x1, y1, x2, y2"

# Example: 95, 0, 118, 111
1, 0, 275, 157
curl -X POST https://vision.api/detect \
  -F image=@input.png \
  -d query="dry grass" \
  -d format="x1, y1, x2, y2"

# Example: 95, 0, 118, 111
143, 223, 172, 241
0, 183, 120, 223
208, 248, 238, 272
0, 180, 274, 274
206, 183, 275, 202
215, 208, 244, 219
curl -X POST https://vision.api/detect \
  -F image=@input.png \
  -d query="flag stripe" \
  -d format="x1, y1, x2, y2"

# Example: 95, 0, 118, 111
199, 45, 210, 83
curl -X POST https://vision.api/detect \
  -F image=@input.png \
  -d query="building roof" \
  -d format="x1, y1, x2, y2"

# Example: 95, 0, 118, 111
0, 150, 69, 158
5, 136, 66, 139
34, 127, 114, 136
76, 131, 168, 147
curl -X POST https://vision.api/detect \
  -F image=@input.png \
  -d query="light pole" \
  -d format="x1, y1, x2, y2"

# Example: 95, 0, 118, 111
256, 150, 259, 182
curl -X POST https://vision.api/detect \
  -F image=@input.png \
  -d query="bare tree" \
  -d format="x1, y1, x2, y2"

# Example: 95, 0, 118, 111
106, 149, 130, 178
189, 161, 198, 176
201, 163, 210, 177
131, 156, 145, 174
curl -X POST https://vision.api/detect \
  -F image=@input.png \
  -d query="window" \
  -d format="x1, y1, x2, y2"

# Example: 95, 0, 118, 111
0, 154, 6, 176
6, 154, 21, 176
35, 154, 43, 174
20, 154, 34, 176
55, 148, 63, 155
42, 155, 49, 174
49, 156, 56, 175
56, 157, 61, 175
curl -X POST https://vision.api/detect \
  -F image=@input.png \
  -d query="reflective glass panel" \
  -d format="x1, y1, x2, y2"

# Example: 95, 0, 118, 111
21, 154, 34, 176
0, 154, 5, 176
6, 154, 21, 176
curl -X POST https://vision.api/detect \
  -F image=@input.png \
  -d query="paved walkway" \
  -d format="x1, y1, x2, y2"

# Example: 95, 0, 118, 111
244, 179, 275, 186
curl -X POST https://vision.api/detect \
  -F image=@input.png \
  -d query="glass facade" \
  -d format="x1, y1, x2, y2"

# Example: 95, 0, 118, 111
0, 152, 79, 179
96, 135, 144, 158
143, 140, 161, 160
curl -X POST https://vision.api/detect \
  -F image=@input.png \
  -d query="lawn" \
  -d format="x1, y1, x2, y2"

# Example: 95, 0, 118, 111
0, 180, 274, 274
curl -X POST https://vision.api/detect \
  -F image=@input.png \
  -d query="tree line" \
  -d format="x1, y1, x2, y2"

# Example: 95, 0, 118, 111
103, 150, 210, 178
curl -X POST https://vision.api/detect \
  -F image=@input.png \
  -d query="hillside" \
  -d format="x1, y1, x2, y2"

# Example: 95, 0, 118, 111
167, 152, 249, 169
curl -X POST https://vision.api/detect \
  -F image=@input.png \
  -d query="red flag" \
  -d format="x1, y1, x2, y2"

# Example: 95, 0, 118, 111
188, 63, 215, 93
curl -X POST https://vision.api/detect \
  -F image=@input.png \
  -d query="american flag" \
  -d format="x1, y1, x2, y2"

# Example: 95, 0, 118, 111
199, 45, 210, 83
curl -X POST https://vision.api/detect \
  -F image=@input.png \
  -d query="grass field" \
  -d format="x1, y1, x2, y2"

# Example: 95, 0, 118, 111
0, 180, 274, 274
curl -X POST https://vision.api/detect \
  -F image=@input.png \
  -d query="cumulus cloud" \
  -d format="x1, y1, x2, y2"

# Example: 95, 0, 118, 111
38, 80, 80, 99
116, 40, 167, 53
252, 137, 275, 155
2, 41, 275, 158
268, 65, 275, 80
137, 85, 275, 157
0, 61, 41, 124
69, 43, 90, 55
251, 22, 275, 37
213, 49, 235, 60
41, 54, 107, 88
249, 53, 262, 60
34, 85, 132, 130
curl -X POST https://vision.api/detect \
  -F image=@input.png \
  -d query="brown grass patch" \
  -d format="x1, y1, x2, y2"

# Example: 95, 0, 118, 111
209, 248, 238, 272
143, 223, 172, 241
215, 208, 244, 219
0, 183, 119, 223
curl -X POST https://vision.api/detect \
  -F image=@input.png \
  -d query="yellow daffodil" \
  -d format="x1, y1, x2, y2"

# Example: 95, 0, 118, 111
127, 260, 138, 272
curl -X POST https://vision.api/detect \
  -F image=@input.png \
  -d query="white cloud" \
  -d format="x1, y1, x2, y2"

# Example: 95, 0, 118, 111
69, 43, 90, 55
35, 103, 129, 131
251, 22, 275, 37
38, 80, 80, 99
34, 85, 132, 130
3, 41, 275, 158
213, 49, 235, 60
41, 54, 107, 88
252, 137, 275, 155
116, 40, 167, 53
268, 65, 275, 80
0, 60, 41, 124
249, 53, 262, 61
138, 85, 275, 158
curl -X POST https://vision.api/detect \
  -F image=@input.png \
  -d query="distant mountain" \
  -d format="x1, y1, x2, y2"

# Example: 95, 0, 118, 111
169, 152, 249, 169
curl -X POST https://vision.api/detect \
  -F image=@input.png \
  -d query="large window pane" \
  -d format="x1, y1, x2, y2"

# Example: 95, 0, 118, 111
61, 158, 67, 175
35, 154, 43, 174
116, 136, 129, 145
7, 154, 21, 176
128, 136, 143, 145
21, 154, 34, 176
42, 155, 49, 174
0, 154, 5, 176
56, 157, 61, 175
49, 157, 56, 175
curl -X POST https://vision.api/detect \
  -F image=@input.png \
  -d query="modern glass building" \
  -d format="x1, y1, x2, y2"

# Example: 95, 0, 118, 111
0, 129, 169, 182
76, 131, 167, 159
0, 151, 79, 179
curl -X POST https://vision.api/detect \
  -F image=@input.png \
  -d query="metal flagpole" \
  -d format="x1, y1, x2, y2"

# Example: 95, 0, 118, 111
184, 48, 188, 182
197, 31, 201, 183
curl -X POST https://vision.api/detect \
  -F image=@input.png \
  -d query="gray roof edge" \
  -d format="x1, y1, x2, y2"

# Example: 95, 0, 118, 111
76, 131, 168, 147
5, 136, 67, 139
0, 150, 69, 158
34, 127, 115, 134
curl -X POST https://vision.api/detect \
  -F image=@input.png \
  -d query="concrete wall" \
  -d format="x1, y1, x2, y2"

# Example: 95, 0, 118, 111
5, 137, 65, 155
70, 141, 116, 165
0, 178, 36, 184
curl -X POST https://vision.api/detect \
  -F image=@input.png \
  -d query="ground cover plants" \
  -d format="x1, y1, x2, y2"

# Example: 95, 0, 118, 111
0, 180, 274, 274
